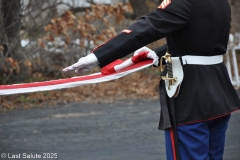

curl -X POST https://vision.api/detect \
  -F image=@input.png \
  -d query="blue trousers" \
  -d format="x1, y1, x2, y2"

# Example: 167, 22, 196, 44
164, 114, 231, 160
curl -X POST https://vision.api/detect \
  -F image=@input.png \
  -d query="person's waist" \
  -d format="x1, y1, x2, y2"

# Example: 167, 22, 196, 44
177, 55, 223, 65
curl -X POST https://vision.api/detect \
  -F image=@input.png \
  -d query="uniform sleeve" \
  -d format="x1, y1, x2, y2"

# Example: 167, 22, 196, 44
93, 0, 192, 67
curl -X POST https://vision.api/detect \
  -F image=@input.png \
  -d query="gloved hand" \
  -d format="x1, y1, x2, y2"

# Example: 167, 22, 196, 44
62, 53, 99, 73
133, 46, 159, 66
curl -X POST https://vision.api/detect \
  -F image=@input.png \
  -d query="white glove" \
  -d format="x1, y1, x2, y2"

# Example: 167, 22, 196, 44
134, 46, 159, 66
134, 46, 153, 56
63, 53, 99, 73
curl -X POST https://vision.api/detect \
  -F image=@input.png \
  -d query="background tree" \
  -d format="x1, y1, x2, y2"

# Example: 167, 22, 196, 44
0, 0, 22, 83
0, 0, 21, 57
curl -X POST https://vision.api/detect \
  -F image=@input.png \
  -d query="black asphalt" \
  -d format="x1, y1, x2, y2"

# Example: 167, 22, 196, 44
0, 98, 240, 160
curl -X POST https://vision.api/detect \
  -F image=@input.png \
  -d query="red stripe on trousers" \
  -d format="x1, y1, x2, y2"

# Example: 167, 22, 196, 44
170, 128, 177, 160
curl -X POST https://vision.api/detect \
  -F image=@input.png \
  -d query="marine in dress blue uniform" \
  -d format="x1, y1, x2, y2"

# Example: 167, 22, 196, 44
67, 0, 240, 159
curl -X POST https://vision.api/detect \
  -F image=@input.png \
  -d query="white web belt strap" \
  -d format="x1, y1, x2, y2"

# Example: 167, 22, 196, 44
181, 55, 223, 65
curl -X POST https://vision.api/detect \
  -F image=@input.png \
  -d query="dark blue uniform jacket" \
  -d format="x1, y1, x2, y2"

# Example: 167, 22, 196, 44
93, 0, 240, 129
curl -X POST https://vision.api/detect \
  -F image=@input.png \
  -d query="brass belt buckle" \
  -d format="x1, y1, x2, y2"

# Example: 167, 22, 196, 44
160, 53, 177, 90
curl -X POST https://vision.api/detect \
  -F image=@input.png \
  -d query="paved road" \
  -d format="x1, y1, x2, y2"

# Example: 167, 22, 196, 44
0, 98, 239, 160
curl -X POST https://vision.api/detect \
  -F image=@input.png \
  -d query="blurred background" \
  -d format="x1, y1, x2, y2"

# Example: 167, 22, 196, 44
0, 0, 239, 111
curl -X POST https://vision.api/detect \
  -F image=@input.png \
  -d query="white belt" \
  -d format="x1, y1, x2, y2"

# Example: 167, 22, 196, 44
181, 55, 223, 65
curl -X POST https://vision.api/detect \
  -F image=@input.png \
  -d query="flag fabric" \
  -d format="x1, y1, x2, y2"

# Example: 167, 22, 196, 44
158, 0, 172, 9
0, 59, 154, 95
